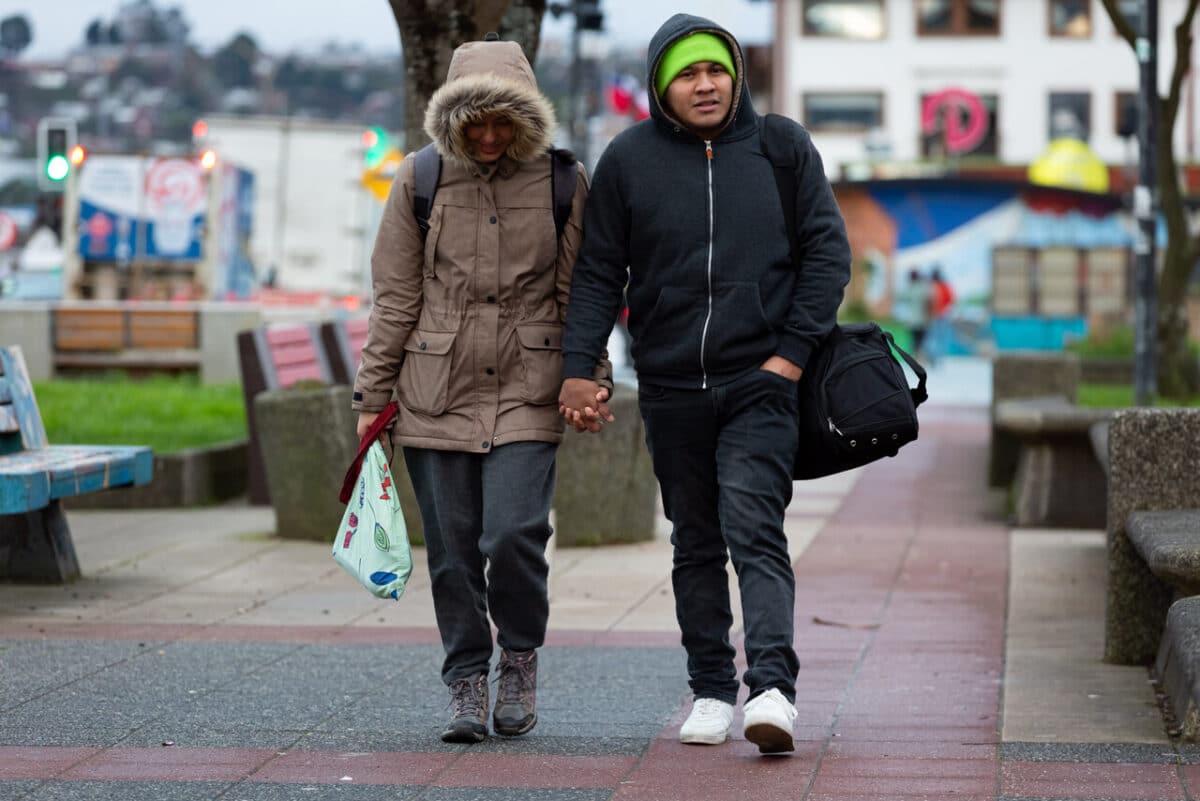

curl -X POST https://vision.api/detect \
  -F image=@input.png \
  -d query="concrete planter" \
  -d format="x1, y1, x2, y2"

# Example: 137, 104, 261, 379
67, 439, 249, 509
553, 387, 656, 547
254, 385, 424, 543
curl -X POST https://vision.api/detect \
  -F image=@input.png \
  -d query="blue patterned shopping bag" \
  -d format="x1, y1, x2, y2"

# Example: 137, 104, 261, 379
334, 403, 412, 600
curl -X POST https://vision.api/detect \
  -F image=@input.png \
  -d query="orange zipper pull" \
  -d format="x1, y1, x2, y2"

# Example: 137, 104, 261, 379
705, 140, 713, 160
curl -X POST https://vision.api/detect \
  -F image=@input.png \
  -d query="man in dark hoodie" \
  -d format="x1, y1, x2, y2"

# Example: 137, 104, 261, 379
558, 15, 850, 754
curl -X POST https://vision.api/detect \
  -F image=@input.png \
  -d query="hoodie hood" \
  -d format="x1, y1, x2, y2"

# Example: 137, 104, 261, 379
424, 39, 556, 168
646, 14, 754, 139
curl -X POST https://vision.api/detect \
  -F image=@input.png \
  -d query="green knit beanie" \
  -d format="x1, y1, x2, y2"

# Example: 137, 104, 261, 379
654, 32, 737, 97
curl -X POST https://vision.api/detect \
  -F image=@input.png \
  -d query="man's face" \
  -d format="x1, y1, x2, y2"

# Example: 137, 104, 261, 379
662, 61, 733, 138
464, 114, 515, 163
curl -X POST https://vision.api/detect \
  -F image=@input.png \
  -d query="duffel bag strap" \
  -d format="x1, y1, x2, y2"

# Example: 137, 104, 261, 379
881, 329, 928, 407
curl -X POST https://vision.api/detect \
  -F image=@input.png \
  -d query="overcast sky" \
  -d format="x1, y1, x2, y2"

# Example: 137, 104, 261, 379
20, 1, 772, 60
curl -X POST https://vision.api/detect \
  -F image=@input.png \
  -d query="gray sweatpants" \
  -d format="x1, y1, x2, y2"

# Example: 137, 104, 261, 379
402, 441, 556, 684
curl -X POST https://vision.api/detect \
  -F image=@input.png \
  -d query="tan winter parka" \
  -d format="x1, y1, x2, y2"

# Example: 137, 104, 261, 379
353, 39, 601, 453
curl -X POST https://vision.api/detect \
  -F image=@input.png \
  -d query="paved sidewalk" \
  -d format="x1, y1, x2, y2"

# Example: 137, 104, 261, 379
0, 403, 1191, 801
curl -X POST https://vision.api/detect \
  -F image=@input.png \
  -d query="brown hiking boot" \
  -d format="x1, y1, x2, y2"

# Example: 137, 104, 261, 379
493, 648, 538, 736
441, 673, 488, 743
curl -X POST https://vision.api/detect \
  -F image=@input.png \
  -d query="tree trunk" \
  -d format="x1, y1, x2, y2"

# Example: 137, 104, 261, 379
387, 0, 512, 152
499, 0, 546, 65
1102, 0, 1200, 399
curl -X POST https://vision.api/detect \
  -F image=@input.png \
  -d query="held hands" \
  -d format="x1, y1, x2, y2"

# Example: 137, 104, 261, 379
559, 378, 615, 433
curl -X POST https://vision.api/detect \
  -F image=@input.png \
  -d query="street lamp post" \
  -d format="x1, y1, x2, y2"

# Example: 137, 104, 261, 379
1134, 0, 1159, 406
548, 1, 604, 166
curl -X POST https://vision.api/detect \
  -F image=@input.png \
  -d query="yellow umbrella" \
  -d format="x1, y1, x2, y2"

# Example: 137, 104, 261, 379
1028, 138, 1110, 193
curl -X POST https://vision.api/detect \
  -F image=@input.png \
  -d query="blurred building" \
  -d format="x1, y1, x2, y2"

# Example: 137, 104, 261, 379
774, 0, 1189, 176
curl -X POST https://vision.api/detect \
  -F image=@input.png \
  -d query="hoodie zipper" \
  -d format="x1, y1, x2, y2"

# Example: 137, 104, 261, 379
699, 139, 715, 389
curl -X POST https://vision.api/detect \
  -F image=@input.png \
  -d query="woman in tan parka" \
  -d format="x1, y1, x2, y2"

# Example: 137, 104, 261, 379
352, 36, 607, 744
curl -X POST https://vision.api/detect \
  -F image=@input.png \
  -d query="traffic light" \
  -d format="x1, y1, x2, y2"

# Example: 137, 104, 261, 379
36, 117, 77, 192
575, 1, 603, 30
362, 127, 390, 167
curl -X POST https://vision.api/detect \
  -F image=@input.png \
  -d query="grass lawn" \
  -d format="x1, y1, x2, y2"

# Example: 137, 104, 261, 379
1078, 382, 1200, 408
32, 374, 247, 454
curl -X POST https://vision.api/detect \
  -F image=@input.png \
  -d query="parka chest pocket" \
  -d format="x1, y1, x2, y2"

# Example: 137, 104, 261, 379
515, 322, 563, 405
398, 330, 457, 415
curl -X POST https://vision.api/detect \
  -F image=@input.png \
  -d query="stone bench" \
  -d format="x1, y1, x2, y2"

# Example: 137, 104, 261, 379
1155, 596, 1200, 740
993, 395, 1114, 529
1104, 408, 1200, 665
989, 351, 1081, 487
1128, 510, 1200, 599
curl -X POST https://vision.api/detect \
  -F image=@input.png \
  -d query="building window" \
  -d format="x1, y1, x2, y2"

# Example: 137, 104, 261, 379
802, 0, 886, 39
1049, 92, 1091, 140
917, 0, 1001, 36
1049, 0, 1091, 37
803, 92, 885, 131
1114, 91, 1138, 137
920, 91, 999, 157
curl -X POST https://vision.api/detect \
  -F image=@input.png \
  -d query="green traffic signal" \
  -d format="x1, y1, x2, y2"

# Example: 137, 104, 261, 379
45, 154, 69, 182
363, 126, 389, 167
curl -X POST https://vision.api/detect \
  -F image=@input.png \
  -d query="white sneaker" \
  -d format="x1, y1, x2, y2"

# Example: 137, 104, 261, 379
679, 697, 734, 745
742, 688, 796, 754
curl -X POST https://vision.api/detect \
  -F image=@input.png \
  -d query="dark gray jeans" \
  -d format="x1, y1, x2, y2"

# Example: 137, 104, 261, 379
403, 441, 556, 684
638, 368, 800, 704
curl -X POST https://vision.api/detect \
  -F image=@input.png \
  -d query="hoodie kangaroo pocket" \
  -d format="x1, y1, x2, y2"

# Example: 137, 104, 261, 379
398, 329, 457, 415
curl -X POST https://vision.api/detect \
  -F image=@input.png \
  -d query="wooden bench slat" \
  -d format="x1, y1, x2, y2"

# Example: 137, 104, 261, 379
128, 311, 199, 350
0, 471, 50, 513
0, 405, 18, 434
55, 350, 201, 369
54, 309, 126, 351
0, 445, 153, 513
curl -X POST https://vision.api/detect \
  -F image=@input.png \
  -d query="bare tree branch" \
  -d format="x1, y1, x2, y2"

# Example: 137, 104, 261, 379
1099, 0, 1138, 48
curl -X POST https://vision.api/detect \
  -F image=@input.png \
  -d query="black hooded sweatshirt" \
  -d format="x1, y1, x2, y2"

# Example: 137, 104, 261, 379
561, 13, 851, 389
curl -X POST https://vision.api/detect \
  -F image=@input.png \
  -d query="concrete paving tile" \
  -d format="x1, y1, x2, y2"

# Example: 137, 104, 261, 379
1001, 760, 1184, 800
1001, 741, 1184, 764
246, 749, 454, 786
0, 781, 43, 800
609, 738, 817, 801
420, 790, 611, 801
0, 746, 100, 779
61, 746, 276, 782
226, 784, 424, 800
17, 780, 231, 800
432, 753, 635, 789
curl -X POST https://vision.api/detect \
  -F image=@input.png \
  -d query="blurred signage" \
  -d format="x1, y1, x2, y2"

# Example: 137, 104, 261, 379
0, 211, 16, 251
77, 155, 208, 261
361, 148, 403, 203
921, 88, 988, 156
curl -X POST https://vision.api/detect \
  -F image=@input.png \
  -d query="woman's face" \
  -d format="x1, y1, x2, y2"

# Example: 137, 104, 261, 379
464, 114, 515, 163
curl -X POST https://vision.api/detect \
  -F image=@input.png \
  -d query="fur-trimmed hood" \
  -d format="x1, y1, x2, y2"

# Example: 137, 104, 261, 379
423, 39, 556, 168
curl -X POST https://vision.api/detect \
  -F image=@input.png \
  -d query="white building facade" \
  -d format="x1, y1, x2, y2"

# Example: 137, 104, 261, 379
774, 0, 1199, 176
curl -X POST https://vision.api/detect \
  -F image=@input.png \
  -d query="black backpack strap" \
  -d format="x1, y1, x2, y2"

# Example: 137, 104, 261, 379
760, 113, 801, 271
550, 148, 578, 241
411, 143, 441, 239
882, 329, 929, 407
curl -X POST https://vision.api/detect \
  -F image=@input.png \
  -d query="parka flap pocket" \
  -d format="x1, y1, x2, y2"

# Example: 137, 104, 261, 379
403, 329, 456, 355
515, 323, 563, 351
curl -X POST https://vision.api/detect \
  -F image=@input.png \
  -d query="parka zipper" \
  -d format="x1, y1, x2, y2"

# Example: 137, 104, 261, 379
698, 139, 715, 389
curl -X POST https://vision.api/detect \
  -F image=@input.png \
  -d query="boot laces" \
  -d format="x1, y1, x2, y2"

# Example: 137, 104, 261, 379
447, 676, 486, 717
496, 650, 536, 704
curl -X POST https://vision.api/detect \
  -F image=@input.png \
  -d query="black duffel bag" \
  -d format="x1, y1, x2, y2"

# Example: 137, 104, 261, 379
793, 322, 928, 479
